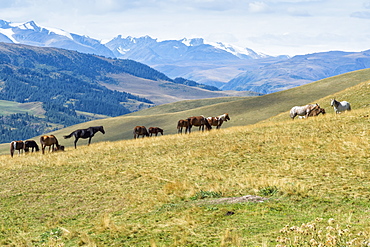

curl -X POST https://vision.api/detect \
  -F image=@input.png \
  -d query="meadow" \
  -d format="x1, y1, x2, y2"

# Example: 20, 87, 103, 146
0, 70, 369, 246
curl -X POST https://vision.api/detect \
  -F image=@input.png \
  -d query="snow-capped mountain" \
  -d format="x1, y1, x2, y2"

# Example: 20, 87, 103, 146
0, 19, 268, 63
0, 20, 114, 57
0, 19, 278, 89
104, 35, 268, 63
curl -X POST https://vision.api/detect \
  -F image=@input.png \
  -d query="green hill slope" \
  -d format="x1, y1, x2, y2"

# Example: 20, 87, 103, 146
1, 68, 370, 154
1, 106, 369, 245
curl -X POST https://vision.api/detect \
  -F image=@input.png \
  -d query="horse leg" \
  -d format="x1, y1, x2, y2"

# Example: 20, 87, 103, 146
74, 137, 79, 149
88, 137, 92, 146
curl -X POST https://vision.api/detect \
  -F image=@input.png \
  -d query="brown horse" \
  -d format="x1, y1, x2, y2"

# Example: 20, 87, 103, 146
133, 126, 149, 139
40, 135, 62, 154
10, 140, 24, 157
207, 113, 230, 129
187, 116, 212, 133
177, 119, 189, 134
148, 127, 164, 136
308, 107, 326, 117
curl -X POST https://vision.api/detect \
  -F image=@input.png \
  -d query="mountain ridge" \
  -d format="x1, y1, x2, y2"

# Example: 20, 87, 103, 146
2, 19, 370, 95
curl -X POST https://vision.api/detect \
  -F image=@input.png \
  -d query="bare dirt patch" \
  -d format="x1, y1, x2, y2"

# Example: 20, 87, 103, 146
206, 195, 269, 205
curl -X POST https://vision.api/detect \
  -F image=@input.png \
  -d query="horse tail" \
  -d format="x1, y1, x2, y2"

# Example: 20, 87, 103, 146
63, 132, 74, 139
348, 103, 352, 111
10, 141, 14, 157
203, 117, 212, 130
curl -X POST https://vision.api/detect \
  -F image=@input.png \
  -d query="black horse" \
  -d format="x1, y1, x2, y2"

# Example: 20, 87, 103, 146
63, 126, 105, 149
24, 140, 40, 153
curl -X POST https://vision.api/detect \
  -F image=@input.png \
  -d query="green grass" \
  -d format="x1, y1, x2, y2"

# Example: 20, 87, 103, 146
0, 69, 370, 246
0, 100, 45, 116
0, 106, 369, 246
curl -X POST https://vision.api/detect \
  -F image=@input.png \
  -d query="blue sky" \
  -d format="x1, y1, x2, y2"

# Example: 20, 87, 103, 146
1, 0, 370, 56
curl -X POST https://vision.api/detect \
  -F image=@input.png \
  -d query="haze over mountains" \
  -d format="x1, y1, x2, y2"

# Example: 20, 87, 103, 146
1, 19, 370, 94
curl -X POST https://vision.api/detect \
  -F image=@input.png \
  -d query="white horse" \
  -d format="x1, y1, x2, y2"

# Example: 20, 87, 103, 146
330, 99, 351, 114
290, 104, 319, 120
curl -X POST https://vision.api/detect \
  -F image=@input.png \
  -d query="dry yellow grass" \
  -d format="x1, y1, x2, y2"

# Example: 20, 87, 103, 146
0, 105, 369, 246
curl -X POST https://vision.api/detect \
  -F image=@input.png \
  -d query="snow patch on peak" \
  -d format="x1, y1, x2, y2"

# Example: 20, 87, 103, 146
181, 38, 205, 46
0, 28, 18, 43
42, 26, 73, 40
206, 40, 268, 59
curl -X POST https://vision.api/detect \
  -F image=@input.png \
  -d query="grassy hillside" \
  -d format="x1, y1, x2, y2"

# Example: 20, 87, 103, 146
0, 100, 45, 116
1, 68, 369, 155
102, 73, 257, 105
0, 105, 369, 246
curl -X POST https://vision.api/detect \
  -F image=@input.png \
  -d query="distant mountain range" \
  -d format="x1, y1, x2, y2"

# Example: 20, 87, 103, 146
0, 42, 257, 143
1, 19, 370, 94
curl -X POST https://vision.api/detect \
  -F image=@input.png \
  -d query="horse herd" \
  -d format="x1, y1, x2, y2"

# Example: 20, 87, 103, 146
10, 126, 105, 157
9, 98, 350, 157
133, 113, 231, 138
290, 98, 351, 120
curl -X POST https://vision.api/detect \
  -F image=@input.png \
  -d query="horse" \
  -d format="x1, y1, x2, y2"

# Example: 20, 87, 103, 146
290, 103, 320, 120
40, 135, 62, 154
330, 98, 351, 114
187, 116, 212, 133
53, 145, 65, 152
10, 140, 24, 157
309, 107, 326, 117
133, 126, 149, 139
177, 119, 189, 134
64, 126, 105, 149
148, 127, 164, 136
207, 113, 230, 129
24, 140, 39, 153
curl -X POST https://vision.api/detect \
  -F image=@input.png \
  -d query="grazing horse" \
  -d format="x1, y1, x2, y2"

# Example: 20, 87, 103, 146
290, 103, 319, 120
331, 98, 351, 114
64, 126, 105, 149
148, 127, 164, 136
177, 119, 189, 134
133, 126, 149, 139
207, 113, 230, 129
40, 135, 62, 154
309, 107, 326, 117
10, 140, 24, 157
24, 140, 39, 153
187, 116, 212, 133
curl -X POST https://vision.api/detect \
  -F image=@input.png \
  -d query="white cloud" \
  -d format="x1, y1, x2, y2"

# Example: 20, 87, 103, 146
248, 1, 272, 13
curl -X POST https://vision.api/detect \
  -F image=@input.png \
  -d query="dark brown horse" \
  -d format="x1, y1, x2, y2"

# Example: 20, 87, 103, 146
148, 127, 164, 136
64, 126, 105, 149
177, 119, 189, 134
40, 135, 62, 154
24, 140, 39, 153
187, 116, 212, 133
10, 140, 24, 157
308, 107, 326, 117
207, 113, 230, 129
133, 126, 149, 139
